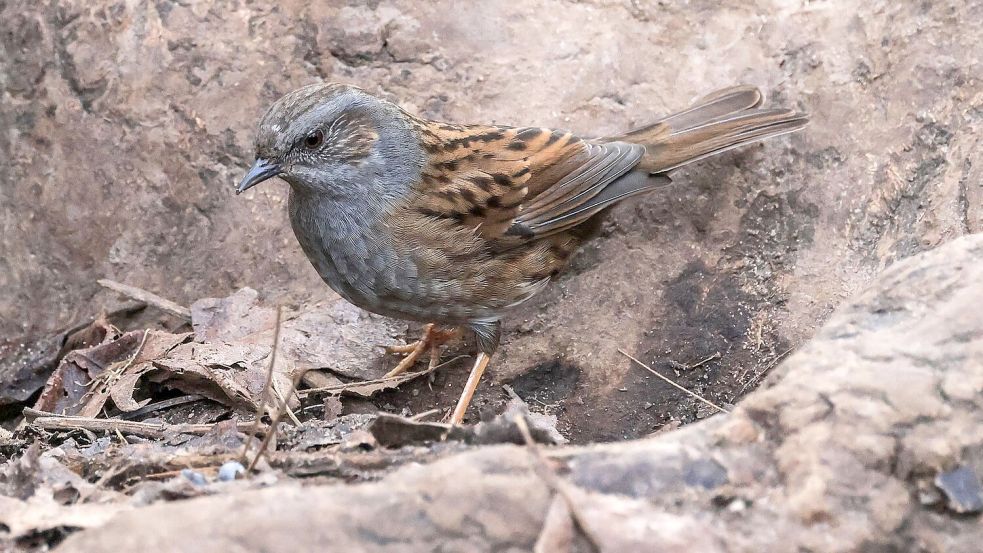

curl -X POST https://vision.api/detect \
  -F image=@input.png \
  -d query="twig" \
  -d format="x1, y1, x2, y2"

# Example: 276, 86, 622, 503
241, 306, 282, 466
98, 278, 192, 320
23, 409, 264, 440
119, 394, 203, 420
120, 329, 150, 373
248, 370, 309, 473
142, 466, 222, 481
297, 355, 467, 398
667, 351, 720, 371
687, 351, 721, 370
271, 383, 302, 427
515, 416, 602, 553
735, 347, 794, 398
409, 408, 441, 422
619, 349, 730, 414
502, 384, 523, 402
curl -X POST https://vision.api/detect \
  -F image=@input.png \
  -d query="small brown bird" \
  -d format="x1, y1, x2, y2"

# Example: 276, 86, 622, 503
237, 83, 807, 423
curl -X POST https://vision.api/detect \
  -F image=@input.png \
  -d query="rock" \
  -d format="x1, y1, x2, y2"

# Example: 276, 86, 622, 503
216, 462, 245, 483
935, 466, 983, 515
53, 234, 983, 552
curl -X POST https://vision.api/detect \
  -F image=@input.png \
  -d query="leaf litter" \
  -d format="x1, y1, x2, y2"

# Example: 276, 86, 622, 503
1, 284, 567, 551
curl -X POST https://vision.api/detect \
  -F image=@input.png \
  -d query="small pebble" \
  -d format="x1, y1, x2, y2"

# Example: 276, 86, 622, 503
935, 466, 983, 514
218, 461, 246, 482
181, 469, 207, 486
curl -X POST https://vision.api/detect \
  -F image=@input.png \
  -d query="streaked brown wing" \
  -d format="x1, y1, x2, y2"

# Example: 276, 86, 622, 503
407, 121, 650, 244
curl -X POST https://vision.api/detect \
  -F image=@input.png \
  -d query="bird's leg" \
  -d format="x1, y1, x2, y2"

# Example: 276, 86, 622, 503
448, 320, 501, 424
450, 352, 492, 424
384, 324, 460, 378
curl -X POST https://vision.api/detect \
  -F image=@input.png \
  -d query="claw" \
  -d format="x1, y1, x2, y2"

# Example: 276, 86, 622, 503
382, 324, 460, 378
382, 342, 422, 355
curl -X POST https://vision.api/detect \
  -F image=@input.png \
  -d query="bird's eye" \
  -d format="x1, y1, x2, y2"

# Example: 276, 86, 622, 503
304, 130, 324, 149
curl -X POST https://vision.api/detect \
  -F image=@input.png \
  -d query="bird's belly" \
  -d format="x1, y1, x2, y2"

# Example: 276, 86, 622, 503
293, 225, 488, 325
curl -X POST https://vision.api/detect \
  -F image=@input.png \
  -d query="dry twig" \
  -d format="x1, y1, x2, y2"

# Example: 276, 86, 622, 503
119, 394, 204, 420
23, 408, 264, 440
98, 278, 192, 320
248, 373, 306, 473
409, 408, 442, 422
298, 355, 466, 398
240, 306, 283, 466
619, 349, 730, 414
735, 346, 794, 398
515, 416, 602, 553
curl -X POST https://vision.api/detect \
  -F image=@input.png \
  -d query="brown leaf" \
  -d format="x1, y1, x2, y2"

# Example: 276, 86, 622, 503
77, 331, 190, 417
34, 331, 143, 415
150, 341, 275, 412
0, 315, 115, 406
108, 372, 152, 412
191, 288, 408, 381
322, 395, 343, 421
299, 369, 432, 399
33, 330, 190, 416
367, 414, 450, 448
103, 331, 190, 413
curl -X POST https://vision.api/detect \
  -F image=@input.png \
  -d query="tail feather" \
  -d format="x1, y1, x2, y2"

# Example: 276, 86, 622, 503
622, 85, 765, 141
613, 85, 808, 174
512, 86, 807, 239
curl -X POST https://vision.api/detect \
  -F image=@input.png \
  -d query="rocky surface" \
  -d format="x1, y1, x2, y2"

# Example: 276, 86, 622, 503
54, 234, 983, 552
2, 1, 981, 439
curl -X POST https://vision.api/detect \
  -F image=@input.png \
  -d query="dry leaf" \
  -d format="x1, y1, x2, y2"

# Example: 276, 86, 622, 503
0, 315, 114, 406
34, 331, 144, 415
33, 331, 190, 417
191, 288, 408, 381
150, 341, 273, 412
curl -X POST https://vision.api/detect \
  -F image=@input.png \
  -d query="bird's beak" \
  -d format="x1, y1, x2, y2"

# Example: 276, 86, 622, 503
236, 158, 282, 195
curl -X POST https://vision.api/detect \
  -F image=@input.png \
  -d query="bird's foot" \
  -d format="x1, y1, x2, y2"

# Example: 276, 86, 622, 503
448, 352, 493, 424
383, 324, 460, 378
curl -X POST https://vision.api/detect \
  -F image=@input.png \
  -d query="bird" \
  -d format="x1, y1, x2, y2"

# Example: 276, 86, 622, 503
237, 82, 808, 424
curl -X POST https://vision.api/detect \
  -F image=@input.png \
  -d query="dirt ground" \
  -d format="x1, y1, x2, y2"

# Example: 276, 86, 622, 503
1, 0, 981, 512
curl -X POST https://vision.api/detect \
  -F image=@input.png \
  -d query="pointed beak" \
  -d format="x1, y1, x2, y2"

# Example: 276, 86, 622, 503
236, 158, 282, 195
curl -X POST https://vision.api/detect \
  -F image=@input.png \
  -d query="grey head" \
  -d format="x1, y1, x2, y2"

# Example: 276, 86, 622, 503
236, 83, 424, 207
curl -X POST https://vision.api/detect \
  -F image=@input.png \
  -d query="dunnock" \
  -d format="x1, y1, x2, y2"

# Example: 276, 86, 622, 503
237, 83, 807, 423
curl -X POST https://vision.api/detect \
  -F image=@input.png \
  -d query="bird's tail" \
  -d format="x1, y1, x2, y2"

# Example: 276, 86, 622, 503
610, 85, 809, 174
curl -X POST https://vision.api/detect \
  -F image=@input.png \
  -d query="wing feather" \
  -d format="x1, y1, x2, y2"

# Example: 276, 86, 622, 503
408, 123, 647, 244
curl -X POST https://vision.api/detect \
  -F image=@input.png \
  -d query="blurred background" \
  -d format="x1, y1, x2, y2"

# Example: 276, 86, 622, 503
2, 1, 980, 440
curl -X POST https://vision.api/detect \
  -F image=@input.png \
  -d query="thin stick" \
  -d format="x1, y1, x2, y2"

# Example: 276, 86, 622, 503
271, 384, 302, 426
97, 278, 192, 320
25, 411, 264, 440
515, 417, 602, 553
240, 306, 282, 465
297, 355, 466, 397
688, 351, 721, 370
119, 394, 203, 420
618, 349, 730, 414
736, 346, 794, 397
114, 428, 130, 444
248, 370, 308, 473
409, 408, 441, 422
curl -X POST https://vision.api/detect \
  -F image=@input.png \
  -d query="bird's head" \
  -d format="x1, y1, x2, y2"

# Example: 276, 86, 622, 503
237, 82, 421, 202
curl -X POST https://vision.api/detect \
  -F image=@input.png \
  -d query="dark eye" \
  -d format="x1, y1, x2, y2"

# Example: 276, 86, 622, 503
303, 130, 323, 149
